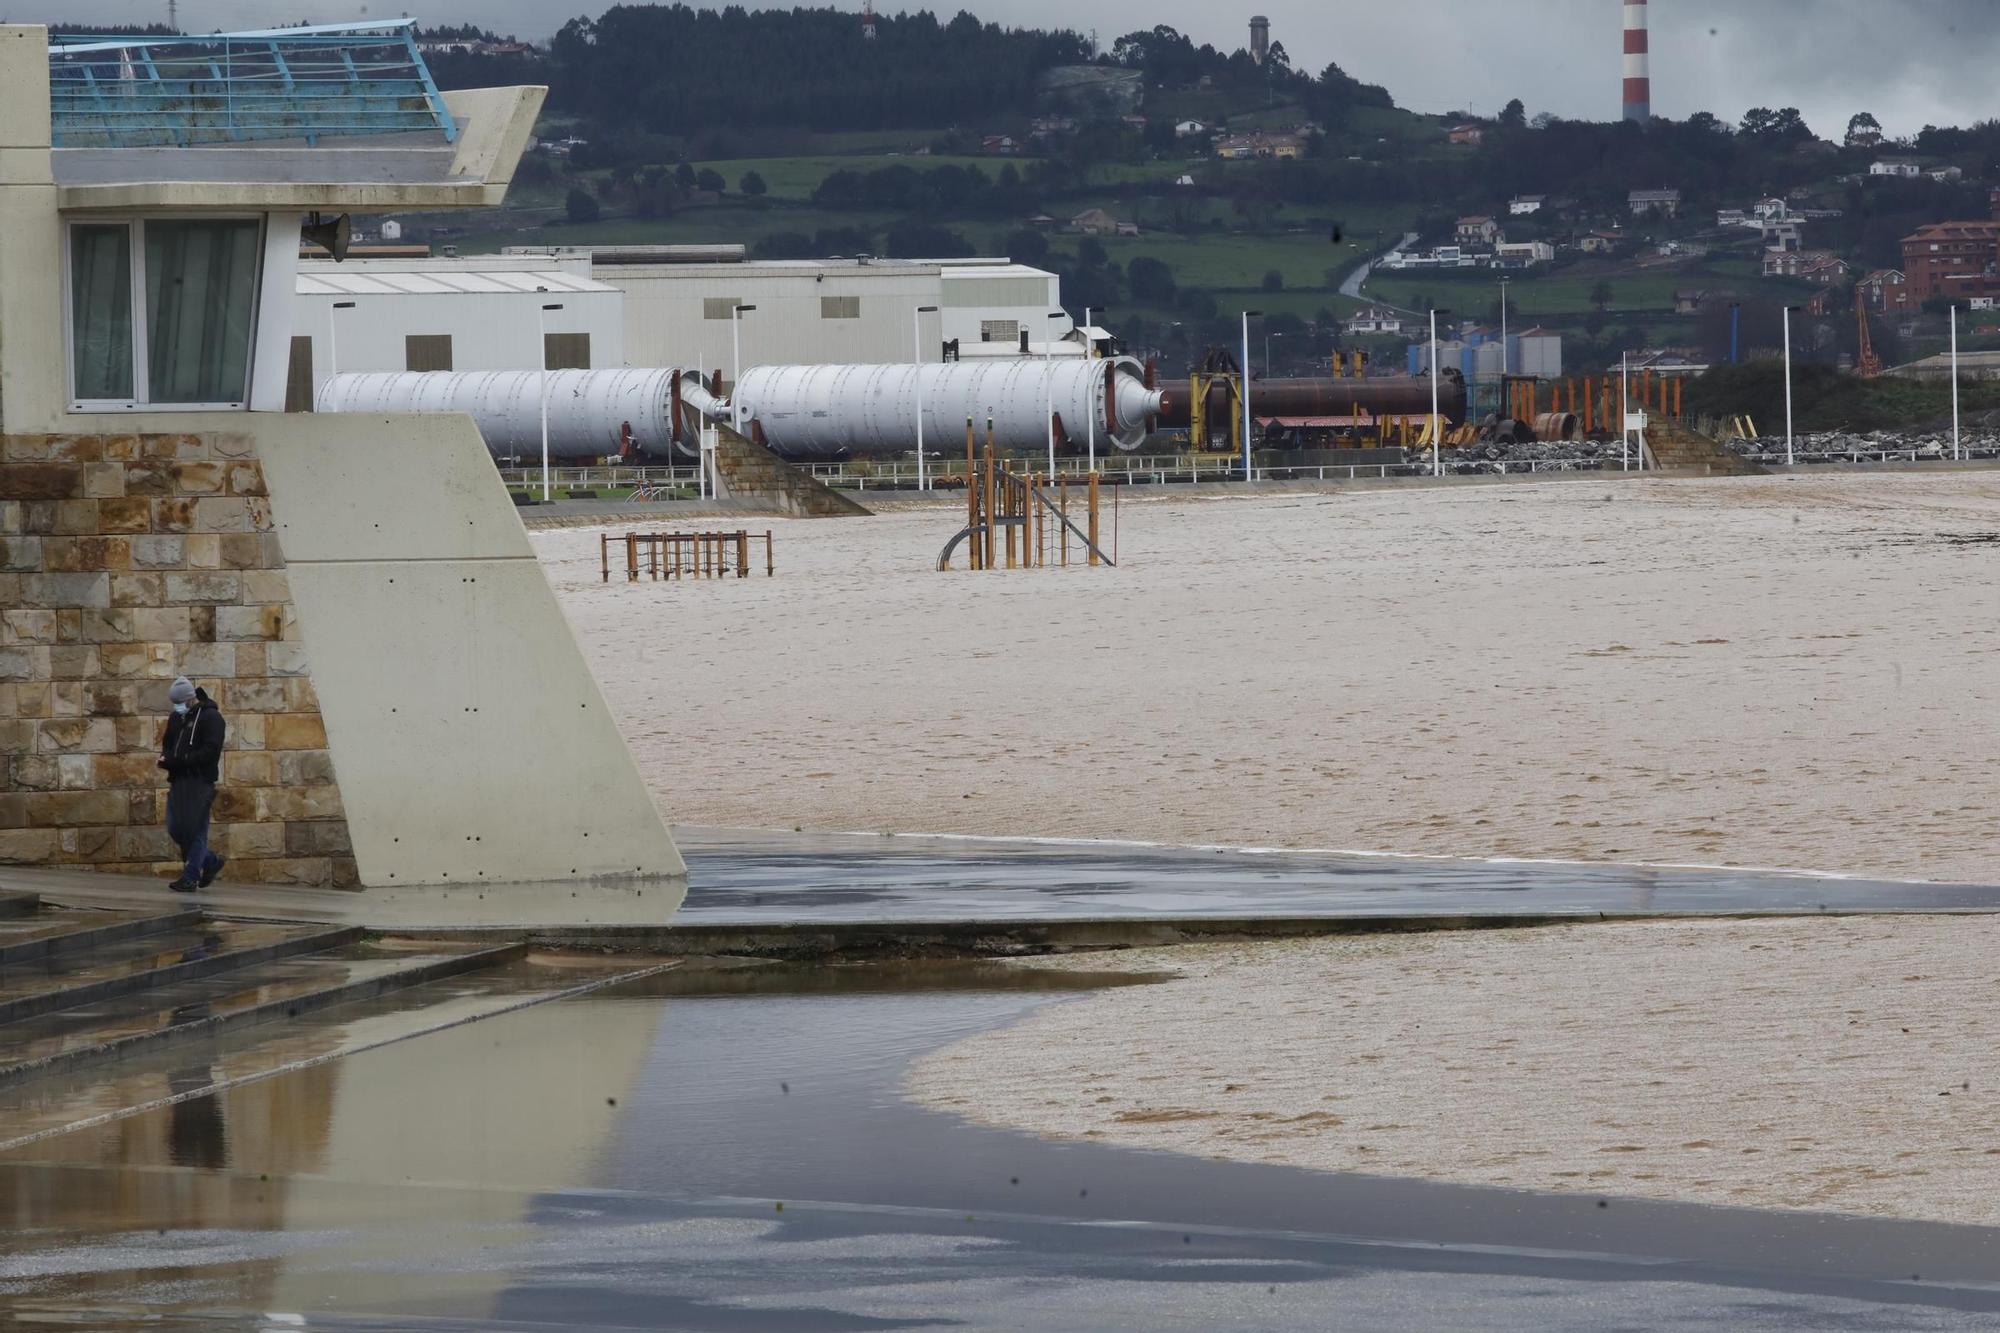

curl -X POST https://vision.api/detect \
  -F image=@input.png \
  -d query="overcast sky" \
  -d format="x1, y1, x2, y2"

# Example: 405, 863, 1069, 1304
27, 0, 1998, 139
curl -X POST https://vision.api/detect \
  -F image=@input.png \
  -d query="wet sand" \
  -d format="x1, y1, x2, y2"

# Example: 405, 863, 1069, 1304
905, 918, 2000, 1226
536, 473, 2000, 884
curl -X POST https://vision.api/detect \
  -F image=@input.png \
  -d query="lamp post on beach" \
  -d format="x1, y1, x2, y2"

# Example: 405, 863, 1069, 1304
731, 304, 756, 433
1241, 309, 1262, 482
1782, 304, 1798, 467
1427, 308, 1445, 477
1044, 310, 1064, 478
1951, 304, 1963, 462
538, 301, 564, 502
1620, 350, 1630, 472
1499, 277, 1510, 376
913, 304, 937, 491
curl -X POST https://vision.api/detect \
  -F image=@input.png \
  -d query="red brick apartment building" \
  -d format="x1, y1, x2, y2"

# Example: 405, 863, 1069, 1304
1902, 222, 2000, 302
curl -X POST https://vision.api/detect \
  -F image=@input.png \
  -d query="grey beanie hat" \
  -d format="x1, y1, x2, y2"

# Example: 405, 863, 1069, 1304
168, 676, 196, 704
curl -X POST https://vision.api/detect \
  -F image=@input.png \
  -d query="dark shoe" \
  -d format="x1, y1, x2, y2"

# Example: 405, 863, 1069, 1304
168, 878, 199, 894
199, 857, 226, 888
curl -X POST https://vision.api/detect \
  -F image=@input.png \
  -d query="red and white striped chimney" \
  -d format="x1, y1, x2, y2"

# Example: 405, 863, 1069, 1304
1623, 0, 1651, 124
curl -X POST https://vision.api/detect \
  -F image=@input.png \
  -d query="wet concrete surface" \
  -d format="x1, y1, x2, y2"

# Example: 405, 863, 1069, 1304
3, 962, 1997, 1329
674, 827, 2000, 924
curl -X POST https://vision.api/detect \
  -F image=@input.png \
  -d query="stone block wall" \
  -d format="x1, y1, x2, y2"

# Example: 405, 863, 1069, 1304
0, 431, 355, 886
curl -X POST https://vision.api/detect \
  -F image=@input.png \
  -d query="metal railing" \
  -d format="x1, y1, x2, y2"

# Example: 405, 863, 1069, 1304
47, 20, 456, 149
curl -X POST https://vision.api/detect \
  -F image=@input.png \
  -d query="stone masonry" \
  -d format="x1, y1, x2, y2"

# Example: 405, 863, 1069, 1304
0, 431, 355, 887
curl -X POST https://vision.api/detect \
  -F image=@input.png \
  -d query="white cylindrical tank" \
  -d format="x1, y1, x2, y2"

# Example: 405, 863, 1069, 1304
316, 369, 716, 461
730, 358, 1167, 460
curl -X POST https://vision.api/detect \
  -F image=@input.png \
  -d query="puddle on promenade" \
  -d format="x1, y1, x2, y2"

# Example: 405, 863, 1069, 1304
6, 957, 2000, 1329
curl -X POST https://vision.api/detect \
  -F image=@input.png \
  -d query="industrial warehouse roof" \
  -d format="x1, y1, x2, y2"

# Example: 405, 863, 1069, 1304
296, 268, 617, 297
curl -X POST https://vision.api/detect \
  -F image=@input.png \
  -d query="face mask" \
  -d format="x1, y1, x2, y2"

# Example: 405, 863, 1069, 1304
173, 703, 188, 715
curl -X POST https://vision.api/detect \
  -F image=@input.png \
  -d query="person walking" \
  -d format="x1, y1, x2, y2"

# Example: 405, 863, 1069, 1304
159, 676, 226, 893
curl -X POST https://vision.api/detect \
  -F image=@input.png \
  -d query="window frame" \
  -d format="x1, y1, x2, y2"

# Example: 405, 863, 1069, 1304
63, 214, 267, 413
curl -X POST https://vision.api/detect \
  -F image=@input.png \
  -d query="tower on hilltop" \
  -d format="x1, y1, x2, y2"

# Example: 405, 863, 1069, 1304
1250, 15, 1270, 66
862, 0, 877, 40
1623, 0, 1651, 124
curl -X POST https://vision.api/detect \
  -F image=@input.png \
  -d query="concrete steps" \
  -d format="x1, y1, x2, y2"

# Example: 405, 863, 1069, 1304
713, 424, 872, 518
1647, 422, 1765, 476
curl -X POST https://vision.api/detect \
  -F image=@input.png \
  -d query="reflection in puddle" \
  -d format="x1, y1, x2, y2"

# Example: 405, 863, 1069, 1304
625, 958, 1173, 999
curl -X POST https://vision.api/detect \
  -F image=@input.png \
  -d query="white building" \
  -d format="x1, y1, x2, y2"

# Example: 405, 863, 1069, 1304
1344, 305, 1404, 335
543, 250, 1075, 383
1871, 158, 1922, 178
292, 255, 623, 404
290, 249, 1076, 397
1495, 240, 1555, 266
1508, 195, 1545, 216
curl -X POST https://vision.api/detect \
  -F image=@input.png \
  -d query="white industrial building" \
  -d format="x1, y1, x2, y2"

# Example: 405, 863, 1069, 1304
291, 255, 620, 409
289, 249, 1078, 405
511, 247, 1078, 375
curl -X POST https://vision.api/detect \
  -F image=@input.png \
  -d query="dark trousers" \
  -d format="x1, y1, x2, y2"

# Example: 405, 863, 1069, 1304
166, 775, 220, 885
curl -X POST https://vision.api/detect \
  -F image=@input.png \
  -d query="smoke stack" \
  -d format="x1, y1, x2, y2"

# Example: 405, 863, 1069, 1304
1623, 0, 1651, 124
1249, 15, 1270, 66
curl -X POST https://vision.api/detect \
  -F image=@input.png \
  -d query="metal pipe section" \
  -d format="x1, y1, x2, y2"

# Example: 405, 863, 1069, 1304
1155, 375, 1466, 429
317, 369, 720, 461
727, 358, 1167, 460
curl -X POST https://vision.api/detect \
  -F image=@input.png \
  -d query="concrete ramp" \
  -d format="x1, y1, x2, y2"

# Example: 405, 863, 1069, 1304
1646, 422, 1765, 476
712, 425, 872, 517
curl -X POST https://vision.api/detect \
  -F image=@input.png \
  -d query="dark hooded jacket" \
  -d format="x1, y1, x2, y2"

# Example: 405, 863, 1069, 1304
160, 688, 226, 785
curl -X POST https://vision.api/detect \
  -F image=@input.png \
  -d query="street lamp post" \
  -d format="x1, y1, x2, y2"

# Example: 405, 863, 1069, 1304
1428, 308, 1442, 477
913, 304, 938, 491
1499, 277, 1510, 377
731, 304, 756, 433
1782, 305, 1796, 467
1044, 310, 1063, 479
1242, 310, 1261, 483
1083, 306, 1105, 473
1951, 304, 1963, 462
1620, 350, 1631, 472
538, 302, 565, 502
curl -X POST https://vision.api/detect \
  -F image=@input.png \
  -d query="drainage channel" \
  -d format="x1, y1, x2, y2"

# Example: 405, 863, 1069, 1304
2, 960, 1996, 1330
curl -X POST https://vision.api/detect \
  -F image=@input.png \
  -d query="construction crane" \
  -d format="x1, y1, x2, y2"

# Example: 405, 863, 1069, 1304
1855, 286, 1883, 378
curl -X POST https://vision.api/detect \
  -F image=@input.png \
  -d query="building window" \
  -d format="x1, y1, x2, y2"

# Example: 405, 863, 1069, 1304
405, 334, 454, 372
544, 332, 591, 370
67, 217, 263, 409
820, 295, 860, 319
69, 223, 133, 400
980, 319, 1019, 343
284, 336, 314, 413
703, 297, 742, 320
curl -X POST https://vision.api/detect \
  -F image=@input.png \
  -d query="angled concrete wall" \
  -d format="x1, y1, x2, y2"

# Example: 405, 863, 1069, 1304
255, 415, 684, 888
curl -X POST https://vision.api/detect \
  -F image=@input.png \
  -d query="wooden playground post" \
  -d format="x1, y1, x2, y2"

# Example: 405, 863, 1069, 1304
736, 530, 749, 578
1059, 472, 1070, 566
1673, 377, 1683, 420
764, 530, 774, 577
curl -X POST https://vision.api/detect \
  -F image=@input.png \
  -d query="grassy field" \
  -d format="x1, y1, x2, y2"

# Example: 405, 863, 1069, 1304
691, 155, 999, 199
1362, 264, 1821, 318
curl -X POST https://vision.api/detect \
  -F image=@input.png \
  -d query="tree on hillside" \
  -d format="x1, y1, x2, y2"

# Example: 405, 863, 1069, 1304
1499, 98, 1526, 130
1739, 106, 1812, 145
695, 168, 726, 193
564, 187, 600, 225
1590, 280, 1615, 312
1004, 227, 1051, 266
673, 162, 697, 188
1844, 112, 1883, 148
739, 171, 768, 196
1262, 269, 1284, 292
1128, 255, 1176, 302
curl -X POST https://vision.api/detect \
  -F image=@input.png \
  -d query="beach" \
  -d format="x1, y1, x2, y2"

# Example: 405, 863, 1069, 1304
903, 918, 2000, 1225
537, 472, 2000, 884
